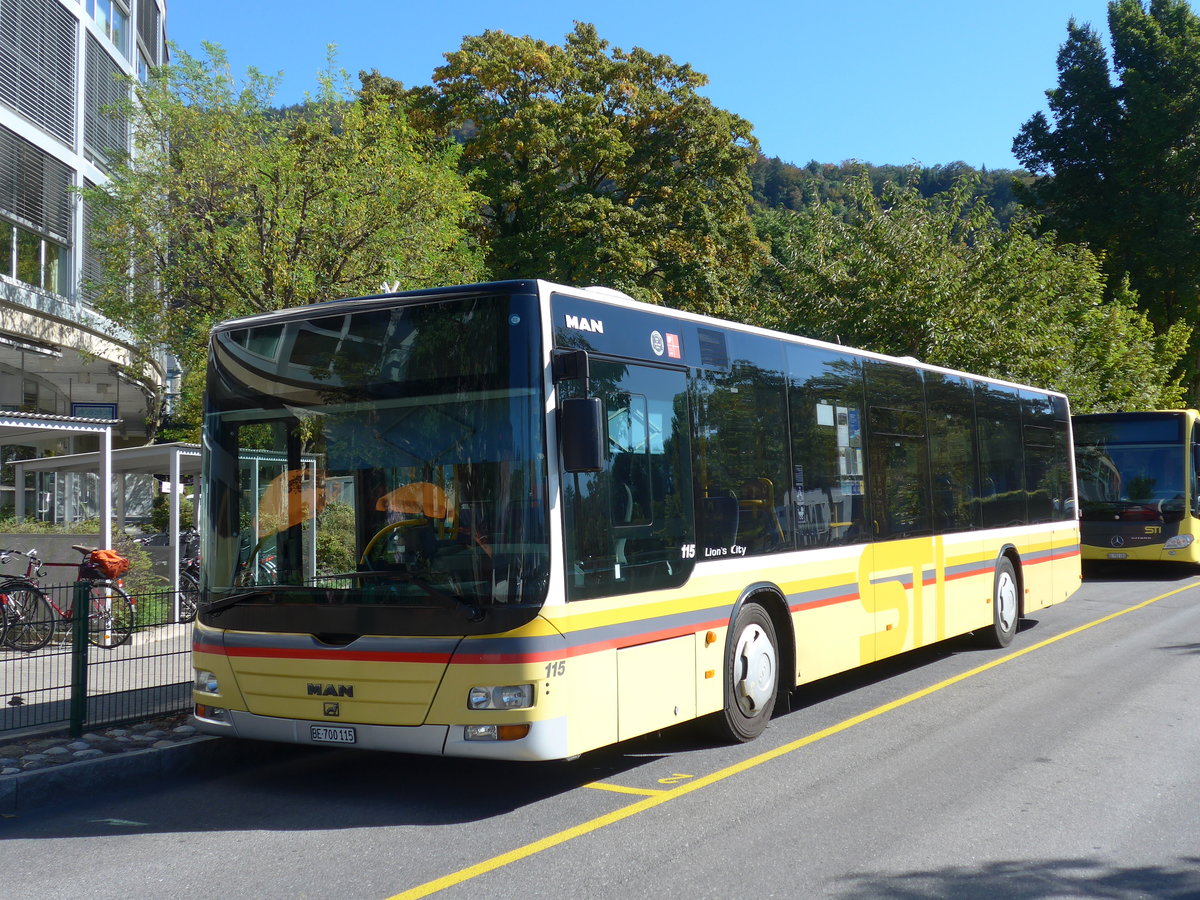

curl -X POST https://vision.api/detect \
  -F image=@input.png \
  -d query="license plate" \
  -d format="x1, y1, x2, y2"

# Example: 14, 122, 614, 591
310, 725, 356, 744
1107, 552, 1128, 559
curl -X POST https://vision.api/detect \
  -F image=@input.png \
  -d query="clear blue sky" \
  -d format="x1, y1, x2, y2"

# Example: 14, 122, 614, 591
167, 0, 1119, 171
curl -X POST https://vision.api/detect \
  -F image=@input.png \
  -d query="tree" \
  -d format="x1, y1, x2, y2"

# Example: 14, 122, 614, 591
84, 45, 485, 436
1013, 0, 1200, 396
377, 22, 766, 319
753, 172, 1189, 412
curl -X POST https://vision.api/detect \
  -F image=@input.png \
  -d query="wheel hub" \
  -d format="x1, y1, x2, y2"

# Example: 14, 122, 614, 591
734, 624, 777, 715
996, 570, 1017, 632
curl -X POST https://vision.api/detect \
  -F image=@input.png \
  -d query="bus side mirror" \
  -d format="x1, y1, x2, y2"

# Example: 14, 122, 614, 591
560, 397, 605, 473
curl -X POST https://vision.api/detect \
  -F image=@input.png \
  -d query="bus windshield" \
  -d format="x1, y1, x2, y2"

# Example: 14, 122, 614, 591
201, 290, 549, 629
1074, 413, 1186, 522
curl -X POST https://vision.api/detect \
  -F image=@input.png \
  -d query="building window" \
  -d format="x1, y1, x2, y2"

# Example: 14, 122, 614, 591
84, 33, 131, 169
0, 0, 78, 145
87, 0, 130, 59
44, 241, 65, 294
136, 0, 160, 64
2, 221, 68, 295
15, 228, 40, 286
0, 126, 73, 243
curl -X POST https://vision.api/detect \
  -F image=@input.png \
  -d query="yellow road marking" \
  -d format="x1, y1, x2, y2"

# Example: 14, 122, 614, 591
584, 781, 665, 797
386, 581, 1200, 899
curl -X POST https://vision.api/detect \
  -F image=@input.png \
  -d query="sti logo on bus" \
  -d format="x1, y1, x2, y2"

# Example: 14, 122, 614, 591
308, 683, 354, 698
565, 314, 604, 333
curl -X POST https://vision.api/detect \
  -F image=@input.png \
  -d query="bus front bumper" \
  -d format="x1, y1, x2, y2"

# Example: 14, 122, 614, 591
193, 708, 571, 761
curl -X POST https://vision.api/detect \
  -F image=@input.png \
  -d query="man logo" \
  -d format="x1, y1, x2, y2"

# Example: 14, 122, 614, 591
308, 683, 354, 697
565, 314, 604, 334
324, 702, 340, 717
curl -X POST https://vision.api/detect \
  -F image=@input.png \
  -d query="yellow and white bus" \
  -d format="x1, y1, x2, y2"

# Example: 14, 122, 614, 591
192, 280, 1080, 760
1073, 410, 1200, 563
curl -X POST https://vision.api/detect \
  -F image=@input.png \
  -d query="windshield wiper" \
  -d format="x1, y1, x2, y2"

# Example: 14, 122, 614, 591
200, 585, 309, 616
385, 570, 484, 622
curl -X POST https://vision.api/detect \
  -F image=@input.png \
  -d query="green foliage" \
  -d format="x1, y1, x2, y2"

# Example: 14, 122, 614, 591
82, 44, 486, 434
388, 22, 766, 318
0, 517, 100, 534
314, 501, 355, 576
149, 493, 194, 534
752, 171, 1189, 411
113, 532, 168, 596
1014, 0, 1200, 395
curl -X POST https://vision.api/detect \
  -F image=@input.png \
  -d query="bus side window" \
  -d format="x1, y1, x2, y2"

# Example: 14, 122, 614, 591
691, 332, 792, 557
786, 345, 868, 547
560, 360, 693, 600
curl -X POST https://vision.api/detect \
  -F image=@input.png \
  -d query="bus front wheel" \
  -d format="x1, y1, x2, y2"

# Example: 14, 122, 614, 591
978, 556, 1019, 649
714, 602, 779, 742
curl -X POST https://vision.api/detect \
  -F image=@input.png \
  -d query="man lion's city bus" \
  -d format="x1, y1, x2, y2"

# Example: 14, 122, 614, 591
1073, 410, 1200, 563
192, 280, 1081, 760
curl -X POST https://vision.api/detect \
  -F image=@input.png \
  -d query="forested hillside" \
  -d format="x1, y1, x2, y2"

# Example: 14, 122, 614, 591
749, 155, 1029, 225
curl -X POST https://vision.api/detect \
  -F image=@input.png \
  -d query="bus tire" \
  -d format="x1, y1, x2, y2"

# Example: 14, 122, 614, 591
978, 556, 1019, 649
714, 602, 779, 743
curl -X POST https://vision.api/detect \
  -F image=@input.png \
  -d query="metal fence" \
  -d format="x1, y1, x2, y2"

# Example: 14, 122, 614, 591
0, 581, 192, 738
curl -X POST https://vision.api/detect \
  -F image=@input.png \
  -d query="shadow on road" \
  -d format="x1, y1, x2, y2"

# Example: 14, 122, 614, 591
1082, 559, 1200, 584
832, 856, 1200, 899
5, 626, 1027, 839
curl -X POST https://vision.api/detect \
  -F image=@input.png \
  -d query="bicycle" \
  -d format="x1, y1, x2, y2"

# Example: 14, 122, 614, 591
134, 529, 199, 623
178, 528, 199, 623
0, 550, 56, 652
1, 547, 135, 650
66, 545, 136, 648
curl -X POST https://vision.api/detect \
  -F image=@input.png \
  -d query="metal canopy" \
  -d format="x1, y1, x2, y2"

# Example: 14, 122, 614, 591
0, 410, 115, 550
12, 441, 200, 475
0, 410, 116, 442
11, 440, 201, 593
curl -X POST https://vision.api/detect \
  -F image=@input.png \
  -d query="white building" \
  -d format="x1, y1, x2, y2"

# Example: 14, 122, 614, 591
0, 0, 170, 518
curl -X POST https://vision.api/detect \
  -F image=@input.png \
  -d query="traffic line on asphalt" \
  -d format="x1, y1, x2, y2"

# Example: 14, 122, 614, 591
385, 579, 1200, 899
584, 781, 666, 797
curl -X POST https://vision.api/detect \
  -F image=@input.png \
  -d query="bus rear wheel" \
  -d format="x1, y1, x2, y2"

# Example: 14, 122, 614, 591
714, 602, 779, 743
978, 556, 1019, 649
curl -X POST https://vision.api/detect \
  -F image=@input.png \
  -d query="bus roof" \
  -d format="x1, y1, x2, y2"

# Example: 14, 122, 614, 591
211, 278, 1069, 400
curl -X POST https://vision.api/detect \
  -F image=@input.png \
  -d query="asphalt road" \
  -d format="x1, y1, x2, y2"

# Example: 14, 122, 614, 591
4, 562, 1200, 900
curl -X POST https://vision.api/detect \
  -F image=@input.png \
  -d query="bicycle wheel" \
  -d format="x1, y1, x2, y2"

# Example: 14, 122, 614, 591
87, 583, 134, 648
179, 571, 199, 623
3, 582, 55, 651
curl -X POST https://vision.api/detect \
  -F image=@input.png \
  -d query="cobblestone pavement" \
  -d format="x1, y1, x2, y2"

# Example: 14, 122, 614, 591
0, 713, 198, 775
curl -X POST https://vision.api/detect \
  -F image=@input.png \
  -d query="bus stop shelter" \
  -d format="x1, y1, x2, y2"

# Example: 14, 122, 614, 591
12, 441, 200, 593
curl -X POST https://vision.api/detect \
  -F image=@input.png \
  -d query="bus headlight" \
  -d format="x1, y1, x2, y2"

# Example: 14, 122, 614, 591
1165, 534, 1194, 550
194, 670, 220, 694
468, 684, 534, 710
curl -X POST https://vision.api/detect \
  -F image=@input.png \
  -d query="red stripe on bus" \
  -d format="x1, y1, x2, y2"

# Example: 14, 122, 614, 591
193, 642, 452, 664
789, 591, 860, 613
1034, 548, 1081, 563
454, 618, 731, 665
